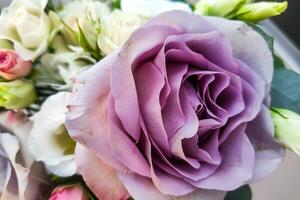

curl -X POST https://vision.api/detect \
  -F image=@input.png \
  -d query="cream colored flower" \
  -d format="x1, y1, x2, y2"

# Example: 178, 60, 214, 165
0, 0, 51, 61
59, 0, 111, 51
98, 10, 146, 55
28, 92, 76, 177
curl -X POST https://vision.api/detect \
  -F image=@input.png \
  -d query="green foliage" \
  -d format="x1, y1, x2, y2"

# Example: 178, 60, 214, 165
273, 54, 286, 69
112, 0, 121, 9
45, 0, 55, 13
224, 185, 252, 200
271, 67, 300, 113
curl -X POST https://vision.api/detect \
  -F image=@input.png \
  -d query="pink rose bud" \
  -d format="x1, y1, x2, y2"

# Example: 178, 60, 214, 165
0, 49, 32, 80
49, 184, 89, 200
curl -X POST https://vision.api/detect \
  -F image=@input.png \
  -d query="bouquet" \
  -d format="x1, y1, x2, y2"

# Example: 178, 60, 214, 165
0, 0, 299, 199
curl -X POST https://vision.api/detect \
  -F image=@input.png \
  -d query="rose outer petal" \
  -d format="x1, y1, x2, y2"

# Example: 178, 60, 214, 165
245, 105, 285, 183
75, 144, 129, 200
66, 54, 127, 172
119, 173, 226, 200
205, 16, 273, 86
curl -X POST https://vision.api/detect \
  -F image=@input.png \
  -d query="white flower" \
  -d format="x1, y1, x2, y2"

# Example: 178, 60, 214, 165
33, 47, 96, 91
28, 92, 76, 177
121, 0, 192, 18
59, 0, 111, 51
0, 0, 51, 61
0, 111, 43, 200
98, 10, 146, 55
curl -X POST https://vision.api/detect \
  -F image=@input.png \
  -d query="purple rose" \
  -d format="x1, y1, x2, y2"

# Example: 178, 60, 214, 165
66, 11, 284, 199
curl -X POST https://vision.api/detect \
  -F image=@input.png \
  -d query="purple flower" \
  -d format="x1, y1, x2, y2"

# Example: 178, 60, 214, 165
66, 11, 284, 199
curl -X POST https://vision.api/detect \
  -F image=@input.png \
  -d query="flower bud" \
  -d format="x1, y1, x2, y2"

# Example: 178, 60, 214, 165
0, 50, 32, 80
236, 1, 288, 22
271, 108, 300, 155
0, 80, 36, 109
49, 184, 89, 200
195, 0, 246, 17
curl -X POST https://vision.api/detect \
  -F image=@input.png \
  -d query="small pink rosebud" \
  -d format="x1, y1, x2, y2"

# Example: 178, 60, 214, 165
0, 49, 32, 80
49, 184, 89, 200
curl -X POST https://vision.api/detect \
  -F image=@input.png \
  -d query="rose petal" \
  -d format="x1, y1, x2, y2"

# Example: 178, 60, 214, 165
205, 16, 273, 85
0, 134, 29, 200
145, 11, 215, 34
190, 125, 255, 190
66, 53, 126, 171
111, 25, 178, 142
246, 105, 285, 183
75, 144, 129, 200
119, 173, 226, 200
0, 111, 33, 167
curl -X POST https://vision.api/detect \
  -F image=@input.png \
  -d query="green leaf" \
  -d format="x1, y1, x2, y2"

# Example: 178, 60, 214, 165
273, 54, 285, 69
45, 0, 55, 13
224, 185, 252, 200
112, 0, 121, 9
271, 67, 300, 113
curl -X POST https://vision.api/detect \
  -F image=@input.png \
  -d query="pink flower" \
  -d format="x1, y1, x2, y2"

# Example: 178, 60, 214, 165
49, 184, 89, 200
0, 49, 32, 80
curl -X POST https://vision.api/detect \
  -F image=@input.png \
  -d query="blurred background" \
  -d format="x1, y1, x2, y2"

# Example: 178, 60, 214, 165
271, 0, 300, 48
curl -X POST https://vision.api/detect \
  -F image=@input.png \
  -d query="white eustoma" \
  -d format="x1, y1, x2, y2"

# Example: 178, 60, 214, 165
121, 0, 192, 18
28, 92, 76, 177
59, 0, 111, 50
0, 111, 43, 200
98, 10, 146, 55
0, 0, 51, 61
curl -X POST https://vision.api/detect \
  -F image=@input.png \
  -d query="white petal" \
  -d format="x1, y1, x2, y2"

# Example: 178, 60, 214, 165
0, 154, 12, 196
29, 92, 76, 177
0, 111, 34, 167
0, 134, 29, 200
